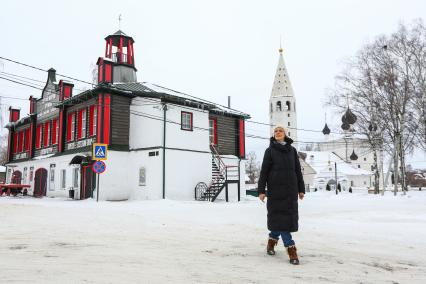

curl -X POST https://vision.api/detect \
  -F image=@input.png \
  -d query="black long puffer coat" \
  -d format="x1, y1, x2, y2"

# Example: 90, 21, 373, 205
257, 136, 305, 232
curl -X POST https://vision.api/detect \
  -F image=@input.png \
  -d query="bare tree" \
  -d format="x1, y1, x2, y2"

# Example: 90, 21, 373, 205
245, 151, 260, 184
0, 133, 8, 165
327, 20, 426, 194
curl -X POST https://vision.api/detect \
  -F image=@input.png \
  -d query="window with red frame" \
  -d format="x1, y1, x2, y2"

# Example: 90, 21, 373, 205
36, 124, 42, 149
25, 128, 30, 151
209, 118, 217, 145
67, 112, 75, 142
51, 118, 58, 145
77, 109, 87, 139
89, 105, 97, 136
181, 111, 193, 131
43, 121, 50, 147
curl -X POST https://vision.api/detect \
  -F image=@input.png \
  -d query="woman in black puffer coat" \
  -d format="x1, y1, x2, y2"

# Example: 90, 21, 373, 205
258, 126, 305, 265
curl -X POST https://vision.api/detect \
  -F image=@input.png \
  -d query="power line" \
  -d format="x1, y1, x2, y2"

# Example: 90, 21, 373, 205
0, 76, 43, 90
0, 56, 93, 85
0, 56, 397, 138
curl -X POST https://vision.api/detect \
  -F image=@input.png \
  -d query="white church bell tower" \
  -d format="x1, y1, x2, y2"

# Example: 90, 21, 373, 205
269, 46, 298, 148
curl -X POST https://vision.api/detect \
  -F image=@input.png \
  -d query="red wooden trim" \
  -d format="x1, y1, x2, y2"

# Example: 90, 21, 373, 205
89, 105, 94, 136
105, 63, 112, 82
64, 86, 71, 99
239, 119, 245, 158
51, 119, 57, 145
119, 37, 123, 63
127, 39, 131, 64
105, 40, 108, 57
103, 94, 111, 144
98, 58, 103, 83
131, 41, 135, 65
19, 131, 24, 152
25, 128, 30, 151
58, 110, 64, 152
97, 95, 103, 142
35, 124, 41, 149
67, 113, 73, 142
43, 122, 50, 147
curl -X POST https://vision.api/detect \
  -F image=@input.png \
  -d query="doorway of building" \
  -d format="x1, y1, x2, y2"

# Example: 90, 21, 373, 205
80, 164, 96, 200
34, 168, 48, 197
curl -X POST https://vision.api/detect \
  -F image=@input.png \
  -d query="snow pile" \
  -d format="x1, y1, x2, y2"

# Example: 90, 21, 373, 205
1, 191, 425, 283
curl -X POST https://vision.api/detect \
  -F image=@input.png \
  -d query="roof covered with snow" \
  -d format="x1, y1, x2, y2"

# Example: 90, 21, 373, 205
301, 151, 373, 176
113, 82, 250, 118
0, 165, 6, 172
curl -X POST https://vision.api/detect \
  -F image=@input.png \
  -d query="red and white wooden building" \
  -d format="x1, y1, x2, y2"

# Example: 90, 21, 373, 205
4, 30, 249, 201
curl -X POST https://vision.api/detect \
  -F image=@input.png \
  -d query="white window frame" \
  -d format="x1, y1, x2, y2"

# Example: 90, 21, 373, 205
81, 109, 87, 139
181, 111, 193, 131
71, 113, 75, 141
93, 107, 97, 136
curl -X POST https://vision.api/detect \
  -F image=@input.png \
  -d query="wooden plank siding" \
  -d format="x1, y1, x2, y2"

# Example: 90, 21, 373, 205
209, 114, 239, 156
110, 95, 131, 148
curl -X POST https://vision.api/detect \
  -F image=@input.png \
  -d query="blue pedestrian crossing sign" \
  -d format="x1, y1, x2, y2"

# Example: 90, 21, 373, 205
93, 143, 108, 160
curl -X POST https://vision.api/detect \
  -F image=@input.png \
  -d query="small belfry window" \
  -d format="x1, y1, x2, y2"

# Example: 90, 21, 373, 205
276, 101, 282, 111
181, 111, 193, 131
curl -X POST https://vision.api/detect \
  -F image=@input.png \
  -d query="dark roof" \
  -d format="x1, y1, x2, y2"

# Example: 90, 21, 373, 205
56, 82, 250, 119
113, 30, 127, 36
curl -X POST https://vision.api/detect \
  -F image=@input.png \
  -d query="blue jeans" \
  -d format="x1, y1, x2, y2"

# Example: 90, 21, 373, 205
269, 231, 295, 247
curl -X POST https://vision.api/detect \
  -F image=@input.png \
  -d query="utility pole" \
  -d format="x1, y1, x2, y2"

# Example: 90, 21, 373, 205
162, 103, 168, 199
335, 162, 338, 195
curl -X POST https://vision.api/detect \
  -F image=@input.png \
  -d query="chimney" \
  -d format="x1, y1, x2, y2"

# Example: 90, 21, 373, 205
47, 68, 57, 82
96, 57, 114, 83
29, 96, 36, 114
228, 96, 231, 108
59, 80, 74, 101
9, 107, 20, 122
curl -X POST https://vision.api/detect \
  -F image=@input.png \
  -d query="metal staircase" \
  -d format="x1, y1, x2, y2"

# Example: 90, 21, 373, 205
195, 145, 240, 202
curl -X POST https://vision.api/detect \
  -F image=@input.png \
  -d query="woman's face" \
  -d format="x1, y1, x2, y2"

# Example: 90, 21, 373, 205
274, 127, 285, 141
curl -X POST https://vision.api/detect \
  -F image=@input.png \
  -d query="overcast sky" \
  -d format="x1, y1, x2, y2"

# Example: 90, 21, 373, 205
1, 0, 426, 167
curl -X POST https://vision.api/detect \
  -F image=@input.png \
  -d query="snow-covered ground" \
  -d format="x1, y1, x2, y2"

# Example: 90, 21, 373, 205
1, 191, 426, 284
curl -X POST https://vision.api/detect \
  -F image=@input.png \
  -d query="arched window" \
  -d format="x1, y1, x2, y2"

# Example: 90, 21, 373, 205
285, 101, 291, 111
276, 101, 282, 111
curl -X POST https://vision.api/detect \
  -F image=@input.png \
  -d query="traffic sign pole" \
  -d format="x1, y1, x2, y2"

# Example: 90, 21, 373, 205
96, 173, 100, 202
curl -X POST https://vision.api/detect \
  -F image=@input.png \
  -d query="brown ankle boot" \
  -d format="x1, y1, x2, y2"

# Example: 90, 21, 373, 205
267, 238, 278, 255
287, 245, 299, 265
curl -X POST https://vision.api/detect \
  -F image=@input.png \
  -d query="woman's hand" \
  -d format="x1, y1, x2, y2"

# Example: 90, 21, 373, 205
259, 193, 266, 203
299, 192, 304, 200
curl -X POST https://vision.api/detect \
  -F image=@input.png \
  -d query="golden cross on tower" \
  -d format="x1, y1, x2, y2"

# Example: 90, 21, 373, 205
279, 35, 283, 53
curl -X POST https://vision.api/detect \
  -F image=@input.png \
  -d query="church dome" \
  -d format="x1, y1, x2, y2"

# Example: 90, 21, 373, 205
341, 107, 357, 125
322, 123, 331, 135
350, 150, 358, 161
